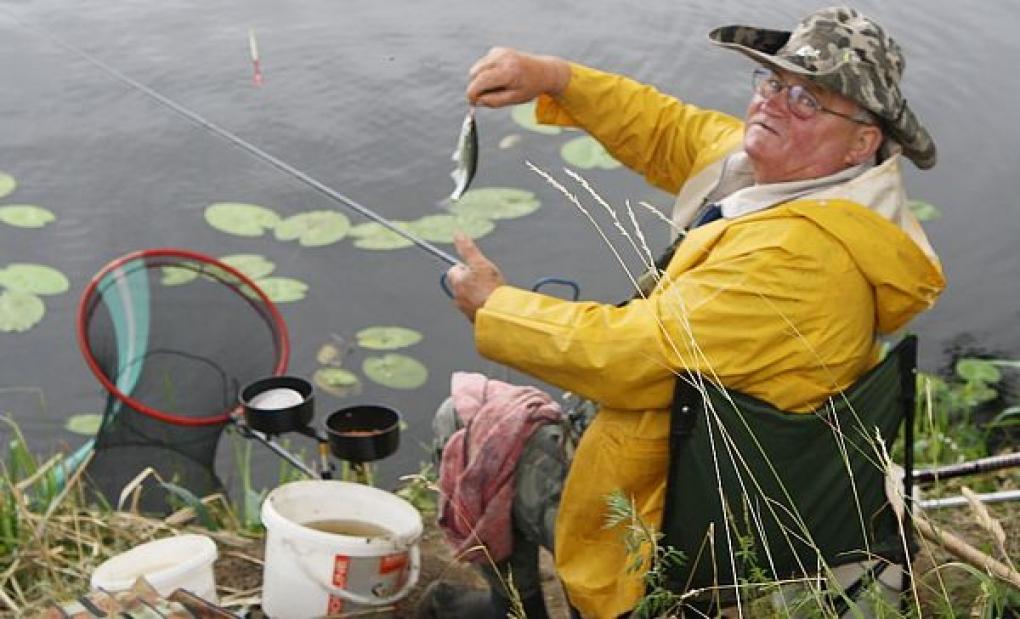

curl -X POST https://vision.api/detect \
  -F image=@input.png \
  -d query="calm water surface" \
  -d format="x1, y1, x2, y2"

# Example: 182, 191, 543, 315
1, 0, 1017, 489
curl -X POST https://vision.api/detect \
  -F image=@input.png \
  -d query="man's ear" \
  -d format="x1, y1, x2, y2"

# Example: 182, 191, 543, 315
847, 124, 884, 165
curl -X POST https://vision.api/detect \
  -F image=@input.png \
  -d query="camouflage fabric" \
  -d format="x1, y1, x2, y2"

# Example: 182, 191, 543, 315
709, 6, 936, 170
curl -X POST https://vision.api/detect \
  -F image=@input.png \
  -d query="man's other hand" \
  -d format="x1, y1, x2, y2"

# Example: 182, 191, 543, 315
447, 233, 506, 322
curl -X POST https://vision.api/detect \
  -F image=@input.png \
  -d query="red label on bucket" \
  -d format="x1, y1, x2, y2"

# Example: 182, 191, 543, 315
327, 555, 350, 615
332, 554, 350, 587
379, 552, 407, 575
327, 594, 345, 614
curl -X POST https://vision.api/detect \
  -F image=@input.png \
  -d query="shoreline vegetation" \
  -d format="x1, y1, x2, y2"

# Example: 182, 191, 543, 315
1, 356, 1018, 617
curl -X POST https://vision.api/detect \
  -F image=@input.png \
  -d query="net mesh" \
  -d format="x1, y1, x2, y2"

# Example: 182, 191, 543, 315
78, 251, 287, 513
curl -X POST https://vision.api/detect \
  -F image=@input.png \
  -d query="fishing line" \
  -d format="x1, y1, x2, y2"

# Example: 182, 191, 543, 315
5, 11, 460, 267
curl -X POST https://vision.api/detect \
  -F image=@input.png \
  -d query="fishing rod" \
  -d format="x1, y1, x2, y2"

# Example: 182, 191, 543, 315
6, 12, 459, 268
914, 451, 1020, 485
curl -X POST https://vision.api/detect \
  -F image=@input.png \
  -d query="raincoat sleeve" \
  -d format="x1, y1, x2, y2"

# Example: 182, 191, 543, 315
534, 63, 743, 194
474, 221, 868, 412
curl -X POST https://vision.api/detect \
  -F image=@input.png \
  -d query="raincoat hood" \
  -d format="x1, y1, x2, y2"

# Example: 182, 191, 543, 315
738, 153, 943, 333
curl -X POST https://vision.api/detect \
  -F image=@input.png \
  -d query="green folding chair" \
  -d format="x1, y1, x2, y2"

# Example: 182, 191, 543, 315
659, 336, 917, 616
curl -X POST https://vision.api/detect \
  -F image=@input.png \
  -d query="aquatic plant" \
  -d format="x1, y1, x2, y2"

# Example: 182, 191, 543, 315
0, 263, 70, 333
560, 135, 622, 170
0, 205, 55, 229
0, 172, 56, 230
356, 326, 424, 350
204, 202, 280, 237
273, 210, 351, 247
447, 187, 542, 220
511, 102, 562, 135
362, 353, 429, 390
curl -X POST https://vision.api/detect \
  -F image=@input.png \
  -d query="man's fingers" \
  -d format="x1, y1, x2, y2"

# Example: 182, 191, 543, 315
475, 88, 527, 108
467, 66, 517, 106
453, 233, 487, 267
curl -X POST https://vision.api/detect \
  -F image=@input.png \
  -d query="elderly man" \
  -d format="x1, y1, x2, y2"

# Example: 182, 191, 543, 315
439, 7, 945, 618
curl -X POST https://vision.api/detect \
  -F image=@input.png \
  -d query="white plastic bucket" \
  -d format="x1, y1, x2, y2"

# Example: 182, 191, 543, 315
261, 480, 423, 618
90, 533, 219, 603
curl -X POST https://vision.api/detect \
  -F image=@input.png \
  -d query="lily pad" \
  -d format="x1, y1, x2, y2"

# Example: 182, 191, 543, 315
65, 414, 103, 436
511, 102, 561, 135
907, 199, 941, 222
274, 210, 351, 247
317, 342, 343, 366
0, 290, 45, 332
220, 254, 276, 281
349, 221, 415, 250
161, 265, 200, 286
499, 134, 522, 149
0, 205, 55, 228
0, 263, 70, 295
0, 172, 16, 199
356, 326, 423, 351
253, 276, 308, 303
956, 358, 1001, 384
313, 367, 362, 398
362, 353, 428, 390
204, 202, 280, 237
560, 136, 621, 170
448, 187, 541, 220
408, 214, 495, 243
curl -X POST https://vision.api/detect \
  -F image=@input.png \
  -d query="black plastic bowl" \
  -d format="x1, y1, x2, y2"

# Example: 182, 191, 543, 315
325, 405, 401, 463
239, 376, 314, 435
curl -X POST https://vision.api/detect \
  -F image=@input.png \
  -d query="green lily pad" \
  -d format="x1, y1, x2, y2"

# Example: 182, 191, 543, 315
253, 276, 308, 303
317, 342, 343, 366
356, 326, 423, 350
448, 187, 541, 220
274, 210, 351, 247
0, 205, 55, 228
362, 353, 428, 390
349, 221, 415, 250
220, 254, 276, 281
907, 200, 941, 222
313, 367, 362, 398
560, 136, 621, 170
408, 214, 495, 243
0, 290, 45, 332
956, 358, 1002, 384
65, 414, 103, 436
511, 102, 561, 135
161, 265, 200, 286
0, 172, 16, 199
204, 202, 280, 237
499, 134, 522, 149
0, 263, 70, 295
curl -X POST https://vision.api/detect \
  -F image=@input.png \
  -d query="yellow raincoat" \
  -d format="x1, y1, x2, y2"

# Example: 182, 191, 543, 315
473, 64, 945, 618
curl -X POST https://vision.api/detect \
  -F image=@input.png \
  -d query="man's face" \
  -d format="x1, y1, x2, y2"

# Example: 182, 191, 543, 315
744, 69, 870, 184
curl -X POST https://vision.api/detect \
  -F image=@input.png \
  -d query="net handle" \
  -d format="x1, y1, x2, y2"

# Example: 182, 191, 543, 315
76, 247, 291, 427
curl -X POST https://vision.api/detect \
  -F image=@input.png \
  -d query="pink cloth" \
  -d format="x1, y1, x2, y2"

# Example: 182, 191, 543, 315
438, 372, 563, 563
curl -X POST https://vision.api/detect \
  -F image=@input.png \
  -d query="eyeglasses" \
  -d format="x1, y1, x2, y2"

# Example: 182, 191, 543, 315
751, 67, 874, 125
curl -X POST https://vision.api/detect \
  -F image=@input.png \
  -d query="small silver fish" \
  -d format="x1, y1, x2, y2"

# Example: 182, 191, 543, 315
449, 107, 478, 201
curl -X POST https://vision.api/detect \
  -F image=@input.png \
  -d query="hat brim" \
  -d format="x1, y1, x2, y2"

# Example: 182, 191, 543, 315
707, 24, 937, 169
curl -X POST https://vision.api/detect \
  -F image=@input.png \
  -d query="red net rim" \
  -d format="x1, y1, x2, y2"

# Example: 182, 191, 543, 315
76, 248, 291, 427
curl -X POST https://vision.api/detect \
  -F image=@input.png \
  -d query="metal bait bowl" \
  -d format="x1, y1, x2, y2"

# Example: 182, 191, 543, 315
239, 376, 315, 436
325, 405, 401, 463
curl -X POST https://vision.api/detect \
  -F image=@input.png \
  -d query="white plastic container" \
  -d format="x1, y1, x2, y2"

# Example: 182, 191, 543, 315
90, 533, 219, 603
261, 480, 423, 618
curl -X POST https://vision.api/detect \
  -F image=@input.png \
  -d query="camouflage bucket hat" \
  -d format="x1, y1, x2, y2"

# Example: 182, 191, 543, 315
708, 6, 936, 169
